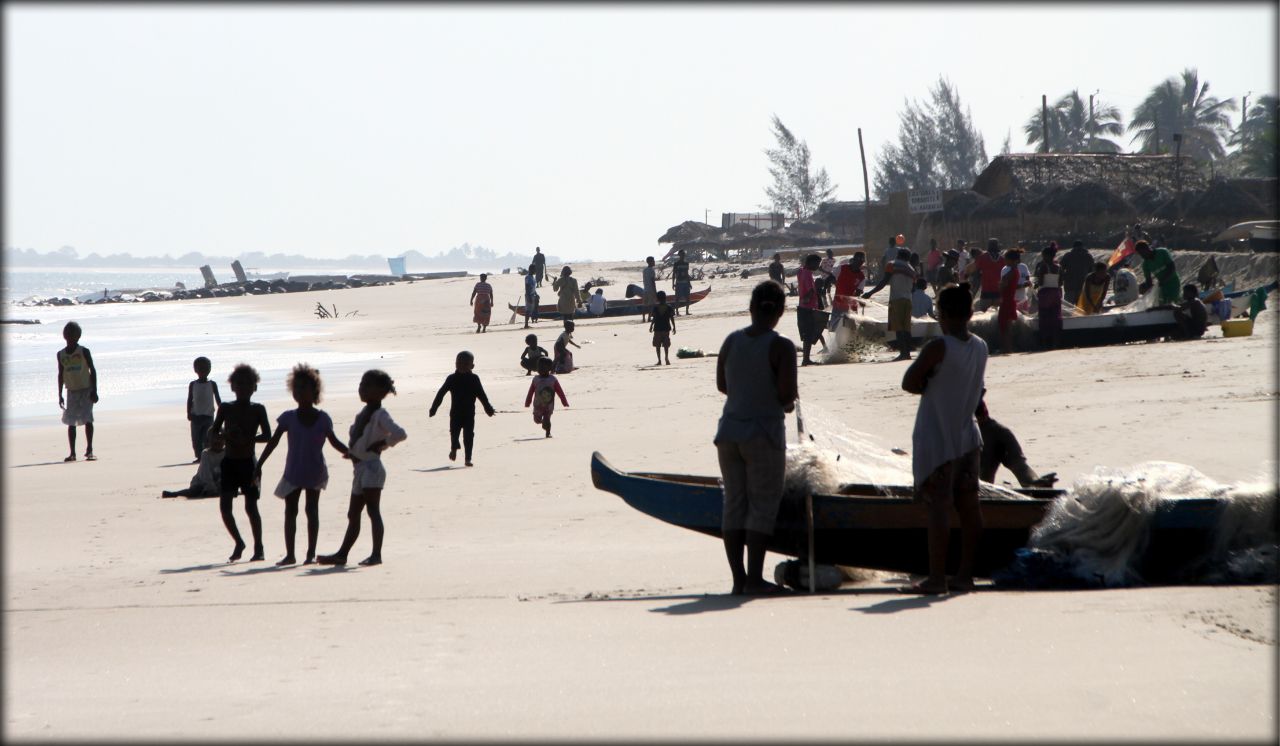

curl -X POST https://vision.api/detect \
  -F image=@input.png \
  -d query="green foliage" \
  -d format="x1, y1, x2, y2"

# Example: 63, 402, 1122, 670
1227, 94, 1278, 178
1128, 68, 1236, 161
1024, 90, 1124, 153
873, 77, 987, 199
763, 115, 836, 219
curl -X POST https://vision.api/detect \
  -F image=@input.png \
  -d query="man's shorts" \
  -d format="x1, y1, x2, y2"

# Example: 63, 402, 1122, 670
717, 437, 786, 534
976, 290, 1000, 311
652, 330, 671, 348
888, 298, 913, 332
220, 457, 260, 499
61, 388, 94, 426
351, 459, 387, 495
674, 281, 692, 299
796, 306, 819, 343
915, 448, 980, 507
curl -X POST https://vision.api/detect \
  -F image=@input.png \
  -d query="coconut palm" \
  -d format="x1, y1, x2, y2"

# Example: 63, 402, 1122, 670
1024, 90, 1124, 153
1228, 94, 1278, 177
1128, 68, 1236, 160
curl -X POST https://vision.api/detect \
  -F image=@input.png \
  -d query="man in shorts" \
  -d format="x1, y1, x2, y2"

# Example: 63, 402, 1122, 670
862, 247, 918, 360
901, 284, 989, 594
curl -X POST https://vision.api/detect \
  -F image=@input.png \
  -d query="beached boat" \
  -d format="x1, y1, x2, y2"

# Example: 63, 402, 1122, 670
845, 306, 1183, 349
510, 287, 711, 319
590, 452, 1225, 579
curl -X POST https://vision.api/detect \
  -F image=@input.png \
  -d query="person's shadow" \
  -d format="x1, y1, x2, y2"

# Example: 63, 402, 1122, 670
10, 460, 78, 468
159, 562, 225, 574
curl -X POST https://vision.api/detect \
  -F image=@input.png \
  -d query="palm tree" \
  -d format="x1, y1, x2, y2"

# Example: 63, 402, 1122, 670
1024, 90, 1124, 153
1229, 94, 1278, 177
1128, 68, 1236, 160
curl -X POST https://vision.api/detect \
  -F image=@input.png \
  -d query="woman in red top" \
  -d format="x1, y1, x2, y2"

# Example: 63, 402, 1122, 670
998, 249, 1021, 354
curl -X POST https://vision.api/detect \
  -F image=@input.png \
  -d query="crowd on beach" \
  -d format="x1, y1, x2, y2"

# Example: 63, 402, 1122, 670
50, 228, 1216, 593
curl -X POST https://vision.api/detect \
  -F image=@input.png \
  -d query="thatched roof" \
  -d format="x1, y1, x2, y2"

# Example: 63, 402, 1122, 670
1186, 180, 1268, 223
969, 192, 1023, 220
672, 235, 727, 250
726, 221, 760, 237
1152, 193, 1198, 221
787, 219, 830, 234
942, 190, 989, 220
1051, 181, 1134, 217
972, 153, 1207, 202
658, 220, 721, 244
1022, 184, 1067, 214
813, 200, 882, 224
1130, 185, 1171, 215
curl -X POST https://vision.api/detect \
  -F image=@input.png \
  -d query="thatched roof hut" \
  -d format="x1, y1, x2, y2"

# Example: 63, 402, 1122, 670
658, 220, 721, 244
1130, 185, 1171, 215
973, 153, 1206, 202
1051, 181, 1134, 217
942, 190, 988, 221
1185, 180, 1268, 226
726, 222, 760, 237
970, 192, 1023, 221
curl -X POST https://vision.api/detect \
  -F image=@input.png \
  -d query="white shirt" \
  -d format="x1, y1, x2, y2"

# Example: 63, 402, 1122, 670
587, 293, 606, 315
1000, 264, 1031, 302
912, 334, 988, 487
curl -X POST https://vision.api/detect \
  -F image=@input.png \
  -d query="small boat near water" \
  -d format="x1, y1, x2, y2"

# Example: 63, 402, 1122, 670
510, 286, 711, 319
590, 452, 1228, 580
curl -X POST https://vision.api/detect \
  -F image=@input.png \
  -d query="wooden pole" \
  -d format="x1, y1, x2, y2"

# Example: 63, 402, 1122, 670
1041, 94, 1050, 153
858, 128, 871, 248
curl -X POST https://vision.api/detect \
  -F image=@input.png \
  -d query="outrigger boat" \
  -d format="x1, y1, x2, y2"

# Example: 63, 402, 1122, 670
845, 308, 1184, 350
590, 452, 1226, 579
510, 287, 711, 320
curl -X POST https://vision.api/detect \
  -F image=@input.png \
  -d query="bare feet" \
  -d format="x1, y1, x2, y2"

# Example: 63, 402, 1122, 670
316, 553, 347, 566
465, 461, 473, 467
85, 452, 96, 461
358, 555, 382, 566
742, 580, 788, 596
276, 555, 296, 566
161, 491, 176, 498
303, 556, 315, 565
249, 548, 265, 562
449, 448, 457, 462
229, 542, 246, 562
949, 576, 976, 592
64, 454, 76, 462
898, 578, 947, 594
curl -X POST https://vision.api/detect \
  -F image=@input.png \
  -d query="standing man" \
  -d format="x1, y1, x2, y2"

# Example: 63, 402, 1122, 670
531, 247, 546, 288
796, 254, 822, 366
863, 247, 919, 360
1135, 240, 1181, 306
1059, 240, 1095, 308
967, 238, 1005, 311
767, 253, 785, 286
671, 249, 693, 316
641, 256, 658, 323
523, 263, 539, 329
901, 285, 988, 594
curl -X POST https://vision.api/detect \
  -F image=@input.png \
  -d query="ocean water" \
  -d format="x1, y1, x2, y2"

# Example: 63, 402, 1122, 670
3, 293, 396, 426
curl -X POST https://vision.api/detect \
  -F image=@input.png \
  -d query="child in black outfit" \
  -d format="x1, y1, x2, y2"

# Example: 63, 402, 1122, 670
429, 351, 496, 466
210, 363, 272, 561
520, 334, 549, 376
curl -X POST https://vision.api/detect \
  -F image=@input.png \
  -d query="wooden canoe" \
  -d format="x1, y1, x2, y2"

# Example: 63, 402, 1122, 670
590, 451, 1225, 579
509, 287, 711, 319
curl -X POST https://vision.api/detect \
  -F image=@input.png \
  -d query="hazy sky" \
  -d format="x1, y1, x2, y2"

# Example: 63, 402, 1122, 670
6, 3, 1276, 261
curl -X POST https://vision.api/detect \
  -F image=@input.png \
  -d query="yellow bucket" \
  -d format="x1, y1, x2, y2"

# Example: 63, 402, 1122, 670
1221, 318, 1254, 337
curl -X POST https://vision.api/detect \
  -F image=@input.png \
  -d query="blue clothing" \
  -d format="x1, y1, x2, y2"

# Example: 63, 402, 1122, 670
277, 409, 334, 489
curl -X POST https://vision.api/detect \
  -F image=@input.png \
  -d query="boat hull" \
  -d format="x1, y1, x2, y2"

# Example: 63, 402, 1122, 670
510, 287, 710, 319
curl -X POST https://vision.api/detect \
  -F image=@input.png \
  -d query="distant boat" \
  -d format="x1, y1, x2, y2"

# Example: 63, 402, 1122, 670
1212, 220, 1279, 253
510, 287, 711, 319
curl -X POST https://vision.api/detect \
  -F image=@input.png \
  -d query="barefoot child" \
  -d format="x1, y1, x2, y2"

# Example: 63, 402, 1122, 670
56, 321, 98, 461
254, 364, 349, 566
524, 357, 568, 438
649, 290, 677, 365
554, 320, 581, 374
162, 431, 225, 498
715, 281, 798, 595
318, 370, 407, 567
900, 283, 988, 594
429, 351, 496, 466
210, 364, 272, 562
187, 356, 222, 462
520, 334, 548, 376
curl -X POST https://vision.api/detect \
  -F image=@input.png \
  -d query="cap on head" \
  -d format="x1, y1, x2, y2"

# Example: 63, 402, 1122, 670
895, 234, 905, 246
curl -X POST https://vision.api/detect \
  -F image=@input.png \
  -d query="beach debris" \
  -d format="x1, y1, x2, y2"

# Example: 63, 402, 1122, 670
675, 347, 704, 358
314, 302, 359, 319
773, 559, 845, 591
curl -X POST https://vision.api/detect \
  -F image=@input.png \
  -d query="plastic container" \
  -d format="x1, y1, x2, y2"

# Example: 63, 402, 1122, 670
1221, 318, 1254, 337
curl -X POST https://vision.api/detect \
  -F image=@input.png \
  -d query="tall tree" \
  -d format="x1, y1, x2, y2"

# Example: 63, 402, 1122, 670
1228, 94, 1278, 178
1024, 90, 1124, 153
1128, 68, 1236, 160
763, 115, 836, 219
873, 77, 987, 198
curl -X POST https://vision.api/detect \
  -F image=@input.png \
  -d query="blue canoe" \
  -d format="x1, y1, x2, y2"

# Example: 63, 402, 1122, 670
590, 452, 1228, 579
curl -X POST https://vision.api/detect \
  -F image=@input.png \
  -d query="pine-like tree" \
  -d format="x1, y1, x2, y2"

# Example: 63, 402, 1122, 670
873, 77, 987, 198
763, 115, 836, 219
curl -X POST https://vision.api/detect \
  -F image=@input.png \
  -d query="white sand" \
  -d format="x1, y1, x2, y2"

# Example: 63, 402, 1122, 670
5, 263, 1276, 740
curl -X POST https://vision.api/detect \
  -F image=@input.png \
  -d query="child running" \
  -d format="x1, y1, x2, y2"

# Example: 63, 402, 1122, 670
162, 431, 225, 498
255, 364, 349, 566
429, 351, 496, 466
520, 334, 548, 376
900, 283, 989, 595
318, 370, 407, 567
56, 321, 98, 461
210, 364, 272, 562
649, 290, 677, 365
525, 357, 569, 438
187, 356, 222, 462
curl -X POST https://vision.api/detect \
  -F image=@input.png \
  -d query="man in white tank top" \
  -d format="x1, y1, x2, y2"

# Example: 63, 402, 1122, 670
900, 283, 988, 594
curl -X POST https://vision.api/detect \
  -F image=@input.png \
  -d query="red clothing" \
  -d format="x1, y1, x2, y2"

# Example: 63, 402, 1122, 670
975, 252, 1004, 293
797, 267, 818, 310
835, 265, 863, 296
998, 264, 1019, 325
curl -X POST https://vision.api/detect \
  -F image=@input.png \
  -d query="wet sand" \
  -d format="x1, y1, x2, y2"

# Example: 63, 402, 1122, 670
4, 262, 1276, 740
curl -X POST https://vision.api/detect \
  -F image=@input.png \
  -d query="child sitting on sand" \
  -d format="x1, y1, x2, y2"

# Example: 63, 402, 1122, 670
210, 364, 273, 562
318, 370, 407, 567
525, 357, 569, 438
254, 364, 349, 566
57, 321, 99, 462
520, 334, 549, 376
649, 290, 677, 365
429, 351, 496, 466
554, 320, 581, 374
162, 431, 226, 498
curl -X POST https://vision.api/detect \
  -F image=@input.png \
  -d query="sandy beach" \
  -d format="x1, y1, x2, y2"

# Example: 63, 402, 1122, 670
4, 262, 1276, 741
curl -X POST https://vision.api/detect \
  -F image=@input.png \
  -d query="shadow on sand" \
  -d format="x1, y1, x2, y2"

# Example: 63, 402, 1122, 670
159, 562, 227, 574
10, 460, 78, 468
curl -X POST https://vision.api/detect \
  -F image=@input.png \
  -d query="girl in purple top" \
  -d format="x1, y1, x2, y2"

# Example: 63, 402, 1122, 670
256, 364, 349, 565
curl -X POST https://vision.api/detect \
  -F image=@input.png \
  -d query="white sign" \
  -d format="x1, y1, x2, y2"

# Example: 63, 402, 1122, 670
908, 188, 943, 214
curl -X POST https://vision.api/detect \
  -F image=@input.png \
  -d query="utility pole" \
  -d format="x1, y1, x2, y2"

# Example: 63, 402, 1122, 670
857, 127, 870, 246
1042, 94, 1050, 153
1153, 113, 1161, 154
705, 208, 709, 225
1242, 91, 1251, 131
1090, 89, 1099, 122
